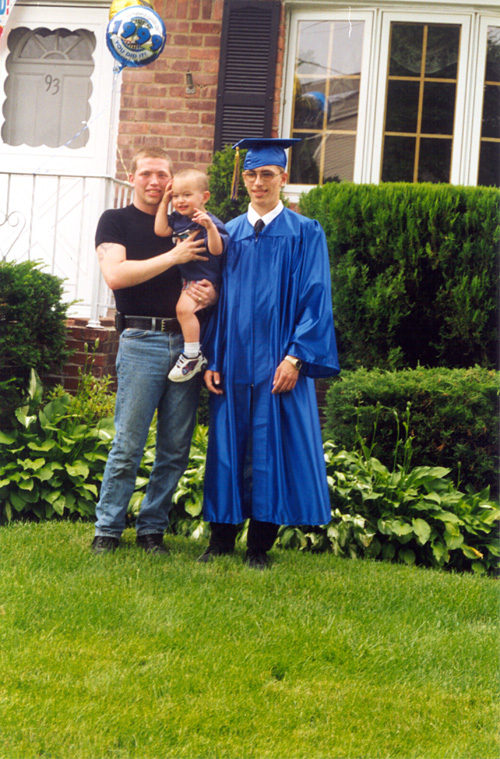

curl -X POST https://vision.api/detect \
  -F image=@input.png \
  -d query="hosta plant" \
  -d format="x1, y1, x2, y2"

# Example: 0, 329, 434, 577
0, 370, 114, 522
279, 443, 499, 575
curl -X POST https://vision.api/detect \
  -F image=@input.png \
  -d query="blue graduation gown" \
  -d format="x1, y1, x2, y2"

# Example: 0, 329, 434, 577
203, 207, 339, 526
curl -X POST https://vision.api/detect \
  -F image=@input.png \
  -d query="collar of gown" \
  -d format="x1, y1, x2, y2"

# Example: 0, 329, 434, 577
247, 200, 284, 229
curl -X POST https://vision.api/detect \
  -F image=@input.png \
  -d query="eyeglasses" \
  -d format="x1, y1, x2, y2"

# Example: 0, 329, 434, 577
242, 170, 284, 183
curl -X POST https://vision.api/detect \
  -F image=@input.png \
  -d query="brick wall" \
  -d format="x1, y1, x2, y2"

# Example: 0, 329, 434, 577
47, 318, 119, 394
115, 0, 285, 179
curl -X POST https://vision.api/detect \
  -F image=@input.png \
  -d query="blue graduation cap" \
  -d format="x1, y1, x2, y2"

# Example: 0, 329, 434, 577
230, 137, 300, 199
232, 137, 301, 170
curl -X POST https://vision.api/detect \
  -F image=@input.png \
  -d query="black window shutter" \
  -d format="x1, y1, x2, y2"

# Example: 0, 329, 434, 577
213, 0, 281, 151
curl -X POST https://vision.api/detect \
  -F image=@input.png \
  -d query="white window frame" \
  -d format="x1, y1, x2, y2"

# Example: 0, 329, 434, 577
0, 0, 119, 176
371, 8, 472, 187
281, 1, 500, 194
281, 7, 374, 203
468, 15, 500, 186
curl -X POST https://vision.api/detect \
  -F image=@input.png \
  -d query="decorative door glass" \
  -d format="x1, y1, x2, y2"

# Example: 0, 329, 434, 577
2, 27, 95, 149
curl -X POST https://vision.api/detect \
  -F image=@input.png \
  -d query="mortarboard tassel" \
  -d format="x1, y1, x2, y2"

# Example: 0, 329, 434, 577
230, 146, 240, 200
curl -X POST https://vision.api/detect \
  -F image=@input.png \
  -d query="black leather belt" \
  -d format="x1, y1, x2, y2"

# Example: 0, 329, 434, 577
116, 314, 182, 334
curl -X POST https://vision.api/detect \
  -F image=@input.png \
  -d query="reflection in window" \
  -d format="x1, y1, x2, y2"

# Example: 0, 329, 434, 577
2, 27, 95, 148
381, 23, 460, 183
289, 19, 364, 184
478, 26, 500, 187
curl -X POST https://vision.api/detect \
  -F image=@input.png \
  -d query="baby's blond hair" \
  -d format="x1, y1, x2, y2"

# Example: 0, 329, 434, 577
173, 168, 209, 192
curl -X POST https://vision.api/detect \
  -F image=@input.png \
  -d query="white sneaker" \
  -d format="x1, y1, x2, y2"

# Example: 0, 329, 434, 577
168, 352, 207, 382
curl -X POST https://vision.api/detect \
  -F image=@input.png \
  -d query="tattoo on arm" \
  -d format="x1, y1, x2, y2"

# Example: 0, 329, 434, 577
97, 243, 114, 260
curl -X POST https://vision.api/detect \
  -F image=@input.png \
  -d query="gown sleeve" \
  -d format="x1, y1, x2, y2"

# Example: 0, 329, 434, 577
286, 219, 340, 379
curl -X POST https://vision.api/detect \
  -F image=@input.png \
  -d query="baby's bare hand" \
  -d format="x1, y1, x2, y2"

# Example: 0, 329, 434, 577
160, 180, 173, 205
191, 209, 212, 229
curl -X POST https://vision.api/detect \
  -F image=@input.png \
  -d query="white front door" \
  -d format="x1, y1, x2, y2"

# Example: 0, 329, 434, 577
0, 0, 119, 175
0, 1, 122, 319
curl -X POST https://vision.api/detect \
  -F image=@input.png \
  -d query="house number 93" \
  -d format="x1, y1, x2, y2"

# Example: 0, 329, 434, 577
45, 75, 60, 95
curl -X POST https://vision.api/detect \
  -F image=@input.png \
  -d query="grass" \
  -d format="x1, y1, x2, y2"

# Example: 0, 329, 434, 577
0, 521, 498, 759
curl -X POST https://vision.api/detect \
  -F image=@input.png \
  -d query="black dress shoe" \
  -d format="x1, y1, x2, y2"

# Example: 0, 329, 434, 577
136, 533, 168, 554
197, 546, 233, 563
91, 536, 119, 554
245, 551, 270, 569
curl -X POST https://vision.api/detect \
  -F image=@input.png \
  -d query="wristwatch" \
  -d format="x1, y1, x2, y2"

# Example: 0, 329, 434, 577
285, 355, 302, 371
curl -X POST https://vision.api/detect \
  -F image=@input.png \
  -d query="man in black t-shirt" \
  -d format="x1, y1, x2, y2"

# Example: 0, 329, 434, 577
91, 147, 217, 555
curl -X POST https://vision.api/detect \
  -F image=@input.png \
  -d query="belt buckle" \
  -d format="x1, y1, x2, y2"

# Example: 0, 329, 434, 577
160, 318, 167, 333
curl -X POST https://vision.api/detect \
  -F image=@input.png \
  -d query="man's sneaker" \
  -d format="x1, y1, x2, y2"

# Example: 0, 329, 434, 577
168, 352, 207, 383
136, 533, 169, 555
91, 536, 119, 554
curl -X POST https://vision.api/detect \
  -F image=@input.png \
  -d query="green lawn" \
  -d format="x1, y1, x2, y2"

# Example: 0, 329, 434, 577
0, 521, 498, 759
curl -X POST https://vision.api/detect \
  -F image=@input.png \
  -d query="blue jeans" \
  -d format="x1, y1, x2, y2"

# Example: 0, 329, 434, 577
95, 328, 200, 539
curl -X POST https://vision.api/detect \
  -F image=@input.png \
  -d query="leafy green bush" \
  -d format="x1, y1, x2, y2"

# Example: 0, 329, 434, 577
323, 366, 499, 497
0, 260, 72, 419
299, 182, 500, 370
206, 145, 250, 222
0, 371, 114, 523
47, 342, 116, 425
279, 443, 499, 575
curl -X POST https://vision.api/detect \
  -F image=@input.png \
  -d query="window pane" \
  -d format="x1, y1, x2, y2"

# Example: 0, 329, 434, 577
418, 138, 452, 182
389, 24, 423, 76
331, 21, 364, 75
294, 91, 327, 130
385, 81, 419, 133
2, 27, 95, 149
327, 78, 359, 130
382, 22, 459, 182
482, 85, 500, 139
421, 82, 456, 134
291, 19, 364, 184
381, 136, 416, 182
485, 26, 500, 82
478, 142, 500, 186
425, 26, 460, 79
323, 134, 356, 182
295, 21, 331, 79
289, 133, 321, 184
479, 26, 500, 188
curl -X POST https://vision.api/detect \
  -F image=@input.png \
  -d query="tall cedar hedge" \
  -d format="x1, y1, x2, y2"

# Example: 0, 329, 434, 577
299, 182, 499, 370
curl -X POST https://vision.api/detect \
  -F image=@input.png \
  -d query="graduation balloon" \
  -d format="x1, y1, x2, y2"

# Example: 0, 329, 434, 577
106, 5, 166, 70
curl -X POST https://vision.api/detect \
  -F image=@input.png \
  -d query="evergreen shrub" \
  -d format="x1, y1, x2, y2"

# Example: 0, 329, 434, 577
206, 145, 249, 222
299, 182, 500, 370
323, 366, 499, 497
0, 260, 71, 419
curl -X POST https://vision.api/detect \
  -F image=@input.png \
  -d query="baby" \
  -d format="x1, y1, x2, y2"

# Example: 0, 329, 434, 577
155, 168, 228, 382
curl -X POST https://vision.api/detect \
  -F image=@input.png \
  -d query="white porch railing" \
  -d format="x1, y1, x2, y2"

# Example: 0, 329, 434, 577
0, 172, 133, 327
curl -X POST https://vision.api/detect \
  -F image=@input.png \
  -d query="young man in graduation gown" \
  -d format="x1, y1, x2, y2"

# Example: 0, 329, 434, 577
201, 138, 340, 568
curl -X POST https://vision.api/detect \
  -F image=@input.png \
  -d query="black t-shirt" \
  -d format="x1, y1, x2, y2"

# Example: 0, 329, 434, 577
95, 204, 181, 318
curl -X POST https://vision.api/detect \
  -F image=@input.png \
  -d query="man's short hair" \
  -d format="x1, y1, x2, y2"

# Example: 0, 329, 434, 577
130, 147, 174, 176
173, 168, 209, 192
